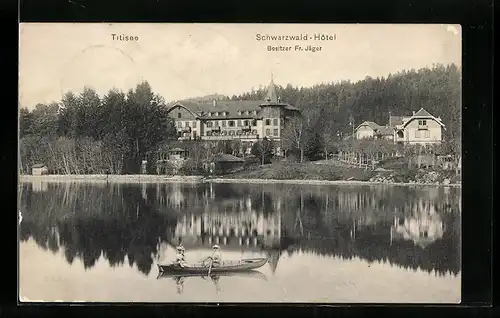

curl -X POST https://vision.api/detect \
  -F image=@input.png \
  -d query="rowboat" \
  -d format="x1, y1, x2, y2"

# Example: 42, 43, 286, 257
156, 269, 268, 281
157, 257, 268, 274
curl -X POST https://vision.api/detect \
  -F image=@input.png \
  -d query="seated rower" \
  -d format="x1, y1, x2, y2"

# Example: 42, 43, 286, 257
211, 244, 222, 266
174, 245, 188, 267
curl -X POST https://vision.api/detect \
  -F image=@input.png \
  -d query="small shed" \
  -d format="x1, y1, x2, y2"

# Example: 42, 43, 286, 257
213, 154, 245, 174
32, 164, 48, 176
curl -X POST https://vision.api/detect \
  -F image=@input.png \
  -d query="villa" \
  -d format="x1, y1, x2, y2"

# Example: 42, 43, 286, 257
354, 108, 446, 145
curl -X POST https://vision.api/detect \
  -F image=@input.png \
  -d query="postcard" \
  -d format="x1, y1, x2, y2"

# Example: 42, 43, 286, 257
18, 23, 461, 303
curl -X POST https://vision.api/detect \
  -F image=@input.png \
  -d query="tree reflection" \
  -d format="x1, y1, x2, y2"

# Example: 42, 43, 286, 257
19, 181, 461, 277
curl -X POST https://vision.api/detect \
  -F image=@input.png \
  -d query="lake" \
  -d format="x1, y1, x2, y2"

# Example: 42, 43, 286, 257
18, 180, 461, 303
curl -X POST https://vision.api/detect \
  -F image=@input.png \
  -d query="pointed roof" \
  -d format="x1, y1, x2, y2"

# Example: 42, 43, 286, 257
356, 121, 381, 131
402, 108, 445, 128
413, 108, 433, 117
264, 75, 279, 103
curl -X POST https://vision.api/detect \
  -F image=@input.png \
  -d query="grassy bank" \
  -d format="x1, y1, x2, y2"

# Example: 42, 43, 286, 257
225, 162, 374, 181
217, 162, 461, 187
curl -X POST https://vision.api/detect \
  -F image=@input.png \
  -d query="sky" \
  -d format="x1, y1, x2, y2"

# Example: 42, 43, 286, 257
19, 23, 461, 110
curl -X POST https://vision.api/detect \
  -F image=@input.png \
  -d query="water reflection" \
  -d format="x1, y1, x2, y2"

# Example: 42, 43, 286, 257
157, 271, 268, 294
19, 182, 461, 278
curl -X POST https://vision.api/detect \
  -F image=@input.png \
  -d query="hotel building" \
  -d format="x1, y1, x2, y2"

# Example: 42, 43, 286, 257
166, 77, 302, 150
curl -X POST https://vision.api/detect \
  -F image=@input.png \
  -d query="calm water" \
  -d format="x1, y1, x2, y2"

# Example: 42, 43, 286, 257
18, 181, 461, 303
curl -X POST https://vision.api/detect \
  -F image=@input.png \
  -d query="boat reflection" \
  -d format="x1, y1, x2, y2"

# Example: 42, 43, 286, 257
157, 270, 268, 294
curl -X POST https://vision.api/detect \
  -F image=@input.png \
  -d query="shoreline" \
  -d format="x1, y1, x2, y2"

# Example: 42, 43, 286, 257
18, 174, 462, 187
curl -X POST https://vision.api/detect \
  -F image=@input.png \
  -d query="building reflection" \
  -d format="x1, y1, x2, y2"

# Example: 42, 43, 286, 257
390, 210, 444, 249
174, 210, 281, 249
31, 179, 49, 192
19, 181, 461, 277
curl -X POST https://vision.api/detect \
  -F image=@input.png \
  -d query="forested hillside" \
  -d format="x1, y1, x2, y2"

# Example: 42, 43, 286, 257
19, 63, 461, 175
231, 63, 461, 144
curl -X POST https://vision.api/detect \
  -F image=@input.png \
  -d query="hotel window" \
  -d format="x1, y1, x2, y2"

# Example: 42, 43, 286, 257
265, 119, 271, 125
238, 111, 242, 115
185, 121, 190, 127
177, 112, 182, 118
273, 129, 278, 136
229, 120, 235, 127
252, 119, 257, 126
206, 121, 213, 128
215, 112, 219, 116
273, 118, 278, 126
424, 130, 430, 138
222, 121, 226, 127
208, 112, 212, 117
253, 110, 258, 115
237, 120, 242, 127
178, 121, 183, 128
214, 120, 219, 127
244, 120, 249, 126
418, 120, 427, 126
246, 110, 250, 115
266, 129, 271, 136
192, 121, 197, 128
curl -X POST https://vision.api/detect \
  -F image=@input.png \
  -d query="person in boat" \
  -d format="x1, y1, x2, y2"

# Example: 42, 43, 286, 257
211, 244, 222, 266
201, 245, 222, 267
174, 245, 188, 267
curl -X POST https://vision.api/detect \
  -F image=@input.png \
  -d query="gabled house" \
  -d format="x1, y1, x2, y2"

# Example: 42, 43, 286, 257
392, 108, 445, 145
355, 121, 393, 140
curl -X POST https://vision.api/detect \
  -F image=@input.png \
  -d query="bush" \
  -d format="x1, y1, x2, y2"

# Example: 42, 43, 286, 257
391, 169, 418, 183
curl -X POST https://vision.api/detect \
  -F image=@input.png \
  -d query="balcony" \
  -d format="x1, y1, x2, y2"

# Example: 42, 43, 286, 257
202, 134, 258, 141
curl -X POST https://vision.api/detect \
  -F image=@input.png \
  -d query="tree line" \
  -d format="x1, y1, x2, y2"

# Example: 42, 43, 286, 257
19, 63, 461, 174
19, 82, 177, 174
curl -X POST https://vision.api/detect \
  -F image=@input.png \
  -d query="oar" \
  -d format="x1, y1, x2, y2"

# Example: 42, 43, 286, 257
208, 258, 213, 276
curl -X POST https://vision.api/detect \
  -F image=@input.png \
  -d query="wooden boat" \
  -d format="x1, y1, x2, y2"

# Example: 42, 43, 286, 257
157, 258, 268, 274
156, 269, 268, 281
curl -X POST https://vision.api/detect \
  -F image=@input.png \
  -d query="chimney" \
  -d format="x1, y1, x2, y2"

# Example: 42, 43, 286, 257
213, 100, 217, 106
